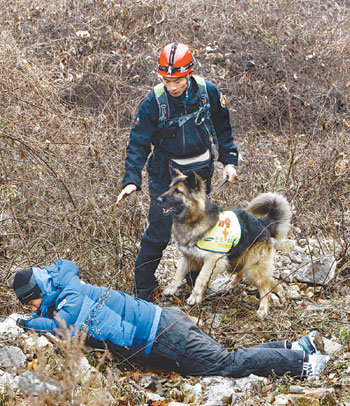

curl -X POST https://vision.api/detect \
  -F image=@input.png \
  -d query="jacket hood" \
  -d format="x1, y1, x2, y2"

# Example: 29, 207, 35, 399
32, 259, 79, 311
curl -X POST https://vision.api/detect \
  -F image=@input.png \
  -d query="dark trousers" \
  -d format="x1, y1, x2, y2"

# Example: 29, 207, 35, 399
135, 168, 213, 301
134, 176, 173, 299
146, 307, 305, 378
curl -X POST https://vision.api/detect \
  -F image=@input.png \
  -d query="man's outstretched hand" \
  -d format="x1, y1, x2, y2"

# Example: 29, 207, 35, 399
223, 164, 238, 183
116, 184, 137, 205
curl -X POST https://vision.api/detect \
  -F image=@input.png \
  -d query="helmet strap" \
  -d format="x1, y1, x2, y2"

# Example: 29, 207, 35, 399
184, 75, 192, 100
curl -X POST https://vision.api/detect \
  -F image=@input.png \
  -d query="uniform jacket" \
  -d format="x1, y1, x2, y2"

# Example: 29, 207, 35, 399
122, 76, 238, 189
22, 259, 161, 356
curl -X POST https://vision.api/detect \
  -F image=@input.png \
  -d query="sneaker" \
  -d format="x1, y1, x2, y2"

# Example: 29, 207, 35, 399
303, 353, 330, 379
292, 330, 324, 354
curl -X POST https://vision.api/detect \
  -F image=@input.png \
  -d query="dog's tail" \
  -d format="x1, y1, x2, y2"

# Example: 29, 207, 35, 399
246, 193, 292, 241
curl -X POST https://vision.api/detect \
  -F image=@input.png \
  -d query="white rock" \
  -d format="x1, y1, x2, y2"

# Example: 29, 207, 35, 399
280, 269, 295, 283
183, 382, 202, 397
311, 246, 320, 255
24, 335, 52, 351
182, 382, 203, 403
0, 318, 24, 341
289, 250, 305, 264
281, 256, 292, 266
146, 391, 165, 402
0, 370, 19, 394
201, 374, 267, 406
271, 292, 283, 307
306, 289, 314, 299
18, 370, 62, 396
285, 285, 301, 300
298, 239, 307, 247
208, 273, 231, 291
273, 394, 293, 405
73, 356, 102, 385
76, 30, 90, 38
323, 337, 344, 356
294, 255, 337, 285
294, 245, 306, 254
0, 346, 26, 371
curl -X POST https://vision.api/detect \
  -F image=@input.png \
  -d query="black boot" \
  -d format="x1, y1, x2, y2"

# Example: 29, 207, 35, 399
134, 286, 158, 302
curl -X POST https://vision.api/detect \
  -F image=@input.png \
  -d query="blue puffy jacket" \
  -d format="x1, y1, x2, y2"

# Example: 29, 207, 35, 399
122, 76, 238, 189
23, 259, 162, 356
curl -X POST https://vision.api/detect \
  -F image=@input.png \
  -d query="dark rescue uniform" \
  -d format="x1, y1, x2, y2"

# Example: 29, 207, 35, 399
121, 76, 238, 301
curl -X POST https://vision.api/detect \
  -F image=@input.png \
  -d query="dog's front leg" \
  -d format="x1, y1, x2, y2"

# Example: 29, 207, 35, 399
163, 254, 190, 296
257, 287, 270, 320
187, 256, 219, 305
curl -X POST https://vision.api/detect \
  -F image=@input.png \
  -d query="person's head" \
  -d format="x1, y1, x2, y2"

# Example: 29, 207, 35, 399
157, 42, 195, 97
12, 268, 43, 312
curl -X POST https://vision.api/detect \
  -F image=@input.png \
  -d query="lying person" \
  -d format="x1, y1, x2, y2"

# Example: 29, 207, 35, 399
11, 259, 330, 379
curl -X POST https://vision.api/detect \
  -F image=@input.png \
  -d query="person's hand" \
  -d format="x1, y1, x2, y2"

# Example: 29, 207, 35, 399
7, 313, 32, 328
8, 313, 32, 321
223, 164, 238, 183
116, 184, 137, 205
16, 318, 27, 328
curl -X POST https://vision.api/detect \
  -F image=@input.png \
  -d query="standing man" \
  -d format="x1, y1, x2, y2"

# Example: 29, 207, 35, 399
117, 42, 238, 302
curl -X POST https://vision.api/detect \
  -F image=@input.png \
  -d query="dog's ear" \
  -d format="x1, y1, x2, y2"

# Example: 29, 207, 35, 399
186, 171, 202, 191
169, 166, 184, 179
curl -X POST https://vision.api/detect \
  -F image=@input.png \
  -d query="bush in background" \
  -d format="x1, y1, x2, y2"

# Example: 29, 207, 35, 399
0, 0, 349, 309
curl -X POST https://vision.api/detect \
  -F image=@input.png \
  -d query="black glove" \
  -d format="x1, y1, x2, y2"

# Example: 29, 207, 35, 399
16, 318, 27, 328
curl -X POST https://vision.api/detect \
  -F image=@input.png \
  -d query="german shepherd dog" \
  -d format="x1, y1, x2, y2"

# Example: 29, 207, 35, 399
157, 170, 292, 318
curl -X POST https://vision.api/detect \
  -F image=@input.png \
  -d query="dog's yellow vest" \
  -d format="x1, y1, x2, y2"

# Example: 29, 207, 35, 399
196, 211, 241, 253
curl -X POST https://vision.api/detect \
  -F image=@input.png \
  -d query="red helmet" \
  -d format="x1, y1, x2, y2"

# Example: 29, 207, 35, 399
157, 42, 195, 77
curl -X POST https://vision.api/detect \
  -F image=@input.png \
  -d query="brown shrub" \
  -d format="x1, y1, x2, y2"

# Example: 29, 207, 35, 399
0, 0, 349, 306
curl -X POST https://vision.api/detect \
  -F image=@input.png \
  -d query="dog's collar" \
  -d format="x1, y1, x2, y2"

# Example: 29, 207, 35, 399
196, 211, 241, 253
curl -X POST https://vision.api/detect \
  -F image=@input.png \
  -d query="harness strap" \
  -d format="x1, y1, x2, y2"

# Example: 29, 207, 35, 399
154, 82, 167, 120
154, 75, 211, 128
193, 75, 211, 125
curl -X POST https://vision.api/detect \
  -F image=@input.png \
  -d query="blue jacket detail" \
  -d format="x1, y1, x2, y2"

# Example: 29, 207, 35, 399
122, 77, 238, 189
24, 259, 161, 356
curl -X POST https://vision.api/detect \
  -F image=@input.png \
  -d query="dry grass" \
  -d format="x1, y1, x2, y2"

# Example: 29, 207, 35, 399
0, 0, 349, 403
